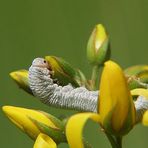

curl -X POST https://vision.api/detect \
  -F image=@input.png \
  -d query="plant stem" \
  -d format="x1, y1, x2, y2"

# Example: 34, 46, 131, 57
105, 132, 122, 148
91, 65, 99, 90
105, 133, 118, 148
116, 136, 122, 148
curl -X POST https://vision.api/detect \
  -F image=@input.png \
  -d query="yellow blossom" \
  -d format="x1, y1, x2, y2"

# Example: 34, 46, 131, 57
98, 60, 136, 135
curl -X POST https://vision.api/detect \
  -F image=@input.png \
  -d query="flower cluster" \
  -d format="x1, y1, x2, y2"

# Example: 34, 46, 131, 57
2, 24, 148, 148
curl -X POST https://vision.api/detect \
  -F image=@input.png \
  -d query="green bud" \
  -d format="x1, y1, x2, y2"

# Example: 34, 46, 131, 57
45, 56, 87, 87
87, 24, 110, 66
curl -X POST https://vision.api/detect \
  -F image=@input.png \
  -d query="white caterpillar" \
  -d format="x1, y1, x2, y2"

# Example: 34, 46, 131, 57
29, 58, 98, 112
29, 58, 148, 122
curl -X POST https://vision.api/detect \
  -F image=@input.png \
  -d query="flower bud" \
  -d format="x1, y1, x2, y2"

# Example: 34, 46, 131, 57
45, 56, 87, 87
98, 60, 136, 135
10, 70, 32, 95
87, 24, 110, 66
2, 106, 66, 143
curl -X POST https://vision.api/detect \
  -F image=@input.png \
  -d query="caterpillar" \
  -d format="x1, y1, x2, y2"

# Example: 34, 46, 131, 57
29, 58, 148, 122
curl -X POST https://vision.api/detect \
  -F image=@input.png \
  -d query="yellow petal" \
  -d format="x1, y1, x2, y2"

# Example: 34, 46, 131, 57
131, 88, 148, 99
66, 113, 100, 148
2, 106, 57, 139
98, 60, 135, 134
34, 133, 57, 148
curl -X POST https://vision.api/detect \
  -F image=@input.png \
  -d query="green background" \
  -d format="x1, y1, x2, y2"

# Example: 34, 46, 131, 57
0, 0, 148, 147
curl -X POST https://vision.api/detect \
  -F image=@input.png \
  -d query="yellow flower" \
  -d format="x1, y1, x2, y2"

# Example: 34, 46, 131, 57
2, 106, 61, 140
34, 133, 57, 148
87, 24, 110, 66
66, 60, 137, 147
98, 60, 136, 135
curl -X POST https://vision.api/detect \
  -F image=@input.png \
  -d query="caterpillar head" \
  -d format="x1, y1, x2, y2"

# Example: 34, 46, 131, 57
31, 58, 58, 83
32, 58, 51, 70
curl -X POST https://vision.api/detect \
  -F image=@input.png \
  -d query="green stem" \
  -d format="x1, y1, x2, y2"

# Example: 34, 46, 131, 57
116, 136, 122, 148
91, 65, 99, 90
105, 132, 122, 148
105, 133, 117, 148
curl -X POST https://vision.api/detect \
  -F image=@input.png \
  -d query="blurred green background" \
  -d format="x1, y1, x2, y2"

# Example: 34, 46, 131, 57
0, 0, 148, 147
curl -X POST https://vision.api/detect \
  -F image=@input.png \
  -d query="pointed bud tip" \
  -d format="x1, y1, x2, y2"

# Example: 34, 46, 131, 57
9, 71, 17, 79
9, 70, 33, 94
2, 106, 26, 118
2, 105, 14, 114
104, 60, 120, 69
9, 70, 28, 81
